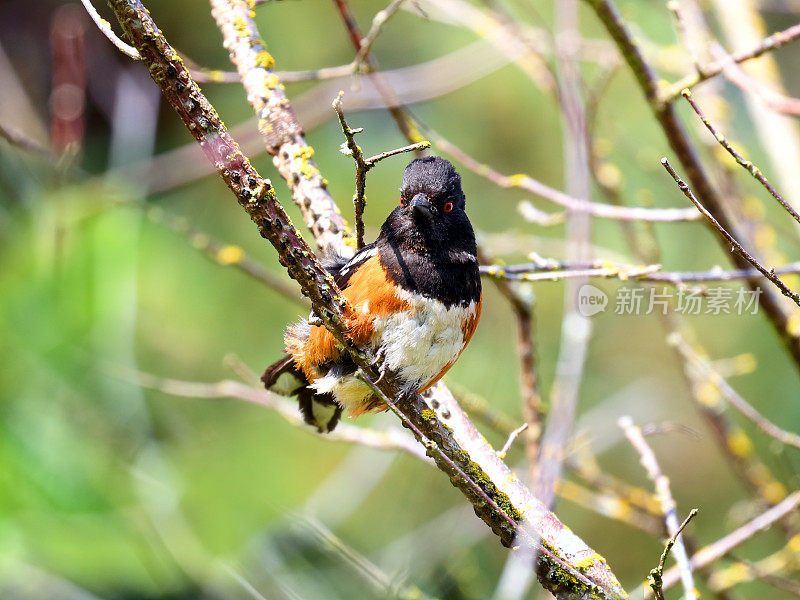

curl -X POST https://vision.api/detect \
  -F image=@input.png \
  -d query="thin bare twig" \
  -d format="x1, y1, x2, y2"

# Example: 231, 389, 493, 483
649, 509, 700, 600
0, 123, 53, 158
651, 491, 800, 595
620, 416, 699, 600
430, 128, 700, 222
661, 157, 800, 308
146, 206, 305, 306
79, 0, 140, 59
713, 45, 800, 117
354, 0, 408, 69
333, 92, 429, 249
126, 371, 428, 461
332, 0, 421, 144
481, 260, 800, 284
660, 22, 800, 103
681, 89, 800, 225
298, 518, 437, 600
497, 423, 528, 459
668, 334, 800, 450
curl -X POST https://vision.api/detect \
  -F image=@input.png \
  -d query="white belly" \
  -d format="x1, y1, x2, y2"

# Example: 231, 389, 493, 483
310, 291, 478, 412
373, 291, 476, 389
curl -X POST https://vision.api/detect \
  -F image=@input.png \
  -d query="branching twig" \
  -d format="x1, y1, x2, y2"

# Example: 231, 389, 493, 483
649, 509, 699, 600
650, 491, 800, 595
333, 92, 429, 249
668, 334, 800, 450
430, 128, 700, 222
353, 0, 407, 70
661, 22, 800, 104
332, 0, 421, 144
661, 157, 800, 308
80, 0, 140, 59
583, 0, 800, 372
712, 44, 800, 118
126, 371, 428, 461
620, 416, 699, 600
681, 89, 800, 226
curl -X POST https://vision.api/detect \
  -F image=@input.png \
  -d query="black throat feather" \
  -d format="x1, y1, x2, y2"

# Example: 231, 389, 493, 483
376, 204, 481, 307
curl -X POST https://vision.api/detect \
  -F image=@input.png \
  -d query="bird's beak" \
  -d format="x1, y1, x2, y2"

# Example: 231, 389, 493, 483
410, 193, 434, 221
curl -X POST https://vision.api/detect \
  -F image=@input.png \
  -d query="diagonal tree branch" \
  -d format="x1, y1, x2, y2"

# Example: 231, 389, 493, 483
209, 0, 352, 256
582, 0, 800, 373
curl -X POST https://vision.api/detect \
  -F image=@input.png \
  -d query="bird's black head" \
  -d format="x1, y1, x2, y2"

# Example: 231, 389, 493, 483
377, 156, 480, 305
381, 156, 475, 256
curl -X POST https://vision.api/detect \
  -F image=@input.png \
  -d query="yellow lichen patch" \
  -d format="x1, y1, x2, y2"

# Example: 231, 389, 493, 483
233, 15, 248, 35
508, 173, 528, 187
205, 69, 225, 83
217, 245, 244, 265
298, 161, 318, 180
761, 481, 787, 505
293, 146, 315, 160
255, 50, 275, 70
265, 73, 280, 89
572, 553, 597, 571
421, 409, 437, 421
727, 429, 753, 458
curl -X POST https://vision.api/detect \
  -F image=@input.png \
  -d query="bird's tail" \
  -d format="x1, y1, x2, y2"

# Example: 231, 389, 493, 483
261, 355, 342, 433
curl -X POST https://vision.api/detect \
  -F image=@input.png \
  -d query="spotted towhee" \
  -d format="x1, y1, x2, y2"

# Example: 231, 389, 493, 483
262, 156, 481, 432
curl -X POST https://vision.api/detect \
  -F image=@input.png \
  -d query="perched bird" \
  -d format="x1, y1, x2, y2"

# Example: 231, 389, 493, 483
262, 156, 481, 432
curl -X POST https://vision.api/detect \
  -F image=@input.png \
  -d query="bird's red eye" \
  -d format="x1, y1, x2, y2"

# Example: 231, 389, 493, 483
444, 202, 453, 213
399, 195, 405, 206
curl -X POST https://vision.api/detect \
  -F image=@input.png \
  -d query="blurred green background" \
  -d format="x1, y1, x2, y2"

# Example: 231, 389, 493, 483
1, 0, 799, 598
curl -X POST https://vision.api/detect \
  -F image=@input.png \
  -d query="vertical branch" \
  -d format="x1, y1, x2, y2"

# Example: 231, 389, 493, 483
209, 0, 352, 256
477, 248, 545, 466
331, 0, 423, 144
620, 417, 699, 600
533, 0, 593, 508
